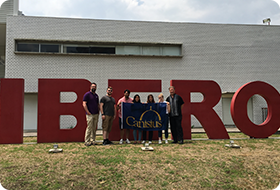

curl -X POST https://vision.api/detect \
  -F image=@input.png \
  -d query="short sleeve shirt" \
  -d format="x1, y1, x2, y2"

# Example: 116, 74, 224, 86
83, 91, 99, 115
117, 96, 133, 118
100, 95, 116, 116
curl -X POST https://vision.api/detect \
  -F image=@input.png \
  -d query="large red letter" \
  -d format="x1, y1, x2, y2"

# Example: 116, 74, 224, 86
38, 79, 90, 143
231, 81, 280, 138
0, 79, 24, 144
171, 80, 229, 139
108, 79, 162, 141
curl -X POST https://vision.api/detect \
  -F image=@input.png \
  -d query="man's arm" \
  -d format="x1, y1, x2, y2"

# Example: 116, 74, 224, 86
117, 100, 121, 110
83, 101, 91, 115
166, 102, 170, 113
100, 102, 105, 119
180, 96, 184, 111
114, 104, 117, 119
97, 97, 100, 113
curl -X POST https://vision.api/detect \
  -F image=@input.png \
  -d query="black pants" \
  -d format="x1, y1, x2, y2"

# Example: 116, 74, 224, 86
142, 131, 153, 141
169, 115, 183, 142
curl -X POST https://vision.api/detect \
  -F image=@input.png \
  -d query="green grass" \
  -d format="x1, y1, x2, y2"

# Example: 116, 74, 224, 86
1, 133, 280, 189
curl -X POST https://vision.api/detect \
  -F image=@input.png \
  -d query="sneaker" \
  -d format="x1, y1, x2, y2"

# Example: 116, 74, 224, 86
148, 141, 152, 144
107, 140, 113, 144
165, 139, 168, 144
103, 139, 109, 145
119, 139, 123, 144
142, 140, 145, 144
158, 140, 162, 144
126, 139, 131, 144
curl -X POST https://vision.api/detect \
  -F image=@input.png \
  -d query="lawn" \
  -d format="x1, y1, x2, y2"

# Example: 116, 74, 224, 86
0, 133, 280, 190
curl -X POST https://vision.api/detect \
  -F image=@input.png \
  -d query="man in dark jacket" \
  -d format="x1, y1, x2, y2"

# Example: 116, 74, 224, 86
166, 86, 184, 144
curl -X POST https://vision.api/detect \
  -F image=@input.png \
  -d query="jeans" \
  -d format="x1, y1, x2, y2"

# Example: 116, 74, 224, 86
133, 130, 142, 141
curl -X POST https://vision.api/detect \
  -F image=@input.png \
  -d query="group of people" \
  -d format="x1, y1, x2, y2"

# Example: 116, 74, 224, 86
82, 82, 184, 146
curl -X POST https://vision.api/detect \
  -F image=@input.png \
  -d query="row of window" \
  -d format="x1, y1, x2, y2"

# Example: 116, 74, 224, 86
15, 41, 182, 56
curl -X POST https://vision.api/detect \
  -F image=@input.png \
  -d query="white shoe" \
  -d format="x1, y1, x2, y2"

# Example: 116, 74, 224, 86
142, 140, 145, 144
126, 139, 131, 144
148, 141, 152, 144
165, 139, 168, 144
119, 139, 123, 144
159, 140, 162, 144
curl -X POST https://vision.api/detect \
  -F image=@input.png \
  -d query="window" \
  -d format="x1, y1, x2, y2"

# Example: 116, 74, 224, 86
162, 46, 181, 56
17, 43, 39, 52
63, 45, 115, 54
142, 46, 161, 56
116, 46, 140, 55
262, 108, 268, 122
16, 42, 59, 53
41, 44, 60, 53
64, 45, 90, 53
15, 40, 182, 57
90, 47, 115, 54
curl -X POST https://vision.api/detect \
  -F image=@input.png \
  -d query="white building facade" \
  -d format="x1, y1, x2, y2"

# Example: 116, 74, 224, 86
4, 14, 280, 130
0, 0, 20, 78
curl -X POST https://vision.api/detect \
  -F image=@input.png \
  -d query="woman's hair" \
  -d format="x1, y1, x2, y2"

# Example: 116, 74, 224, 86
147, 94, 155, 103
133, 94, 141, 103
158, 93, 164, 98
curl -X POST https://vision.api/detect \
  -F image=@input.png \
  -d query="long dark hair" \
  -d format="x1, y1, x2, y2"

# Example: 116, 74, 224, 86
133, 94, 141, 103
147, 94, 155, 103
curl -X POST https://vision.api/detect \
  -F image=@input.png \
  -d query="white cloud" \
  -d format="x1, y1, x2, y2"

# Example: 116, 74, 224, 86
18, 0, 280, 25
19, 0, 72, 17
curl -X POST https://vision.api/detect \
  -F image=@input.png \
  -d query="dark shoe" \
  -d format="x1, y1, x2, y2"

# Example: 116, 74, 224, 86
172, 141, 178, 144
107, 139, 113, 144
178, 140, 184, 144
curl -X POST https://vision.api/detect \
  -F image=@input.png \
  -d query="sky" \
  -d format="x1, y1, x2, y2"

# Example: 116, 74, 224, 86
2, 0, 280, 25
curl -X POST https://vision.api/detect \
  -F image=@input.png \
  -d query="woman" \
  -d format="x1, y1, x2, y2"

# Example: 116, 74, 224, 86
132, 94, 142, 143
142, 94, 155, 144
158, 93, 170, 144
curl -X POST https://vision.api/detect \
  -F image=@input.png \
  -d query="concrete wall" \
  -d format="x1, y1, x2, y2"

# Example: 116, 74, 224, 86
0, 0, 18, 23
23, 93, 37, 130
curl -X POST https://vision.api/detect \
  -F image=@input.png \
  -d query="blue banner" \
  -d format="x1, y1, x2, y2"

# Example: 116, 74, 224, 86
122, 102, 167, 131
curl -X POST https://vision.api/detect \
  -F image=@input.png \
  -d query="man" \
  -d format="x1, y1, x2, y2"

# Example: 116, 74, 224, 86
83, 82, 99, 146
117, 89, 133, 144
100, 86, 116, 145
166, 86, 184, 144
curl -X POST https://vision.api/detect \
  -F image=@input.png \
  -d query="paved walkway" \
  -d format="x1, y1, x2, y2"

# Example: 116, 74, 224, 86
23, 127, 241, 137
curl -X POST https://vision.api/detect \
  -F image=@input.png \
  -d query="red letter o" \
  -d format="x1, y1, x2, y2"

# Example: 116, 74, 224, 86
231, 81, 280, 138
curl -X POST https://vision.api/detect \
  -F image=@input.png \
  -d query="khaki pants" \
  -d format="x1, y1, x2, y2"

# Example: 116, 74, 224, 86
84, 114, 99, 143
